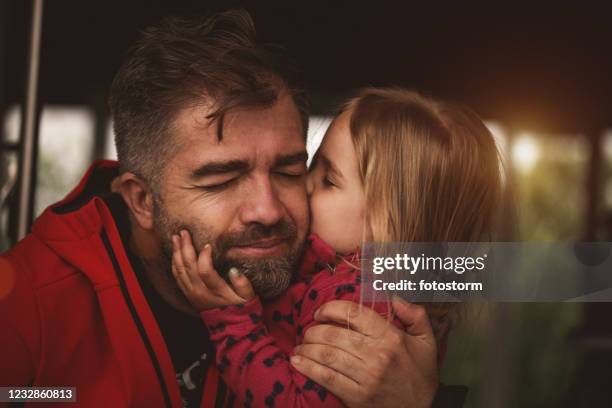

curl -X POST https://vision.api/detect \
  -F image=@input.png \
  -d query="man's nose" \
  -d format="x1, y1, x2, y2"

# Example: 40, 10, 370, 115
239, 176, 285, 226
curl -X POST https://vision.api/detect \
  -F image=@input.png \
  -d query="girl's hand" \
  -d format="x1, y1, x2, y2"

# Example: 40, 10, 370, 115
171, 230, 255, 311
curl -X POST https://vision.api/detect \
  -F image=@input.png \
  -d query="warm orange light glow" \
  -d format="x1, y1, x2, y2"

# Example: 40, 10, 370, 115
512, 133, 541, 174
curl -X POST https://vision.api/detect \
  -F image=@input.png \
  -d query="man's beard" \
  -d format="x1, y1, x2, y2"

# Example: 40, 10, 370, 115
152, 194, 304, 300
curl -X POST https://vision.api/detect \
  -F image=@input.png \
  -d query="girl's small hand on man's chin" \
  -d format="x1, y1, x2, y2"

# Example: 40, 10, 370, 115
170, 229, 255, 311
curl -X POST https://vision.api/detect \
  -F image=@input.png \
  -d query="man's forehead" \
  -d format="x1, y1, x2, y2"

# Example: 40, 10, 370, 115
174, 95, 303, 144
170, 100, 305, 168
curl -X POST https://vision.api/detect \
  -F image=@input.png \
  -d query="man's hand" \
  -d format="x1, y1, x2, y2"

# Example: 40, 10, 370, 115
290, 299, 438, 408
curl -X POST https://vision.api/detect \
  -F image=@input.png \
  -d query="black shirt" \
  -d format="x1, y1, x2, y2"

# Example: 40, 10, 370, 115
106, 194, 217, 408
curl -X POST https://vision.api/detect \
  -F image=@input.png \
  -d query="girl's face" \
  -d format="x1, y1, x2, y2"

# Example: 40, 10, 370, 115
307, 111, 368, 253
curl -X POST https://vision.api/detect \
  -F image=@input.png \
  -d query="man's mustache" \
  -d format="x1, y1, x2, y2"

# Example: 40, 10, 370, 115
214, 220, 298, 254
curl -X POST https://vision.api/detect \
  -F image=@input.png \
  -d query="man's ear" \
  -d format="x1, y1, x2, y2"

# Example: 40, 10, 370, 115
112, 172, 155, 230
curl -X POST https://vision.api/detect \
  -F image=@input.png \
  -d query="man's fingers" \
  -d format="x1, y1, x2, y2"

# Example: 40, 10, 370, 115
290, 354, 361, 405
314, 300, 393, 337
293, 344, 368, 384
392, 297, 434, 339
301, 324, 369, 361
228, 268, 255, 301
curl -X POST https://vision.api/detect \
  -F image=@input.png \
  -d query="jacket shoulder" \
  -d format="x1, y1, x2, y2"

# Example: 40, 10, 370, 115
0, 235, 51, 369
2, 232, 78, 289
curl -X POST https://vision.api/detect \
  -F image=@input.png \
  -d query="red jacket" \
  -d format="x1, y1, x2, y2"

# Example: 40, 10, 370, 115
0, 160, 225, 407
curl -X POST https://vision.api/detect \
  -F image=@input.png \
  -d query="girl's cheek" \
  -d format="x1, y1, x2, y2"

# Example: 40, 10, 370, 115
309, 190, 327, 224
309, 191, 336, 233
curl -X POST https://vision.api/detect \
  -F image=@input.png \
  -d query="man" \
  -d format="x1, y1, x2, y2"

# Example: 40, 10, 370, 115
0, 9, 464, 407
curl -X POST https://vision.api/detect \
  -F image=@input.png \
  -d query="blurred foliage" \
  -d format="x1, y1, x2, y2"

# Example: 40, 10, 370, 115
515, 137, 586, 241
441, 135, 592, 407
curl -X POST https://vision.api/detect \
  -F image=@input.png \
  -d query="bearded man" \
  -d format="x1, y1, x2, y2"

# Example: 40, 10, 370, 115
0, 9, 465, 408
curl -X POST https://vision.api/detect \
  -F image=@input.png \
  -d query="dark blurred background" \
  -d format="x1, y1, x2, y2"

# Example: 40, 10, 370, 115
1, 1, 612, 407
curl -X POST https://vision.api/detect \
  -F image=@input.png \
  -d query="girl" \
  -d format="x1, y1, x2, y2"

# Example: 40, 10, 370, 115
171, 88, 502, 406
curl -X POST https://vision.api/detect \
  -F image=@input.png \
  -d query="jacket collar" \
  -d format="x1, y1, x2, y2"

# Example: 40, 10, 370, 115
31, 160, 184, 406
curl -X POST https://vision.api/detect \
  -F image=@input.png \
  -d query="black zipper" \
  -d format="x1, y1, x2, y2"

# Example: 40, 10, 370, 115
101, 230, 173, 408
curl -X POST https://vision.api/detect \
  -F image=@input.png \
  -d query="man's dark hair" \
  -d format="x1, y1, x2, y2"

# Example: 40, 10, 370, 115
109, 9, 309, 186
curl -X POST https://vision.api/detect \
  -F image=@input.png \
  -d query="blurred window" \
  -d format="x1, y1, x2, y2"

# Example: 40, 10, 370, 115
2, 105, 94, 216
105, 119, 117, 160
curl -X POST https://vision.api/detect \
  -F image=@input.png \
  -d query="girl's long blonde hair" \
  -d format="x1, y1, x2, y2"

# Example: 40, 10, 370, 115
346, 88, 503, 338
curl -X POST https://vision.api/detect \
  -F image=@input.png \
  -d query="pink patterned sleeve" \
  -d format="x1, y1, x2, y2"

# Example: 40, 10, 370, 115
294, 269, 403, 354
201, 296, 346, 407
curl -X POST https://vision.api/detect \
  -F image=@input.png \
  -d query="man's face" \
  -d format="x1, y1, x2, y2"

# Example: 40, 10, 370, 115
153, 92, 310, 299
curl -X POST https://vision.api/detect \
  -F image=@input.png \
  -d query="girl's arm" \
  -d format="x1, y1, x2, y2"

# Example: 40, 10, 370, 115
171, 231, 401, 407
201, 267, 403, 408
201, 296, 345, 407
171, 230, 345, 407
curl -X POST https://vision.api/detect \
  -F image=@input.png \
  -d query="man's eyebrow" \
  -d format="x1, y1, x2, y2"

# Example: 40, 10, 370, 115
274, 151, 309, 167
190, 159, 249, 179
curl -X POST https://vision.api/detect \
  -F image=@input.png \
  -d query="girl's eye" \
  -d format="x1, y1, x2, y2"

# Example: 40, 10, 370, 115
323, 176, 335, 187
